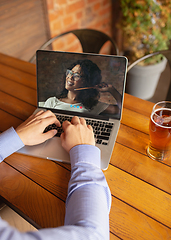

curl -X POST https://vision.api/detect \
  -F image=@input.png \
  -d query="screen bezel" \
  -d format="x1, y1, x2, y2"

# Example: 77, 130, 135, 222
36, 50, 127, 121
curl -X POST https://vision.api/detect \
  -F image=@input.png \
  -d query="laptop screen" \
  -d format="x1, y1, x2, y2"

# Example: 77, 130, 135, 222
36, 50, 127, 120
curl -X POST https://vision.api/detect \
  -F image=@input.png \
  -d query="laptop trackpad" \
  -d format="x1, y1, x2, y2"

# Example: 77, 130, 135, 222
40, 137, 70, 163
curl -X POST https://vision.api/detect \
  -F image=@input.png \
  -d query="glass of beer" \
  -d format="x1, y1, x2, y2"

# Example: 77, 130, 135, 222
147, 101, 171, 161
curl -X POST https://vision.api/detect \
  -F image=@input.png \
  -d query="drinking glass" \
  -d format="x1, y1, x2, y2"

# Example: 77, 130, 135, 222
147, 101, 171, 161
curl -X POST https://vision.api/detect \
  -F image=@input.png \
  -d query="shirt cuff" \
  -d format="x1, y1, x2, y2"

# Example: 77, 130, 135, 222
69, 145, 101, 169
0, 127, 24, 162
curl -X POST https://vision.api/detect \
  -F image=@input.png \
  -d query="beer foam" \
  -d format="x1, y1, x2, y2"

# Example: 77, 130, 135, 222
163, 116, 171, 123
151, 108, 171, 128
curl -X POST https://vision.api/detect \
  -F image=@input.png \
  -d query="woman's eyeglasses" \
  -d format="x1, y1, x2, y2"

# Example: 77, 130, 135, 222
66, 69, 81, 81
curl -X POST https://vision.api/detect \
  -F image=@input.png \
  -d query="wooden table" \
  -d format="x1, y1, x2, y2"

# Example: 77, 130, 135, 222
0, 52, 171, 239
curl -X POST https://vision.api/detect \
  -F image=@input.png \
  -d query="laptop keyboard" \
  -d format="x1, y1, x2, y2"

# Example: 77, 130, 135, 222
44, 114, 114, 145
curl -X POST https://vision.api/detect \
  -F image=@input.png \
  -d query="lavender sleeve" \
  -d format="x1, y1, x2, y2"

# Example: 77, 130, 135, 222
0, 127, 24, 163
0, 134, 111, 240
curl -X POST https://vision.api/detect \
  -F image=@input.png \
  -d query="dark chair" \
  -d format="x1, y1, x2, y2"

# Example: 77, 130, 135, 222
29, 29, 119, 63
127, 50, 171, 101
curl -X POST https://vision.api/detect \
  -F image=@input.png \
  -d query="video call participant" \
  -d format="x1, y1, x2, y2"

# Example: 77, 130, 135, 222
0, 110, 111, 240
44, 59, 121, 116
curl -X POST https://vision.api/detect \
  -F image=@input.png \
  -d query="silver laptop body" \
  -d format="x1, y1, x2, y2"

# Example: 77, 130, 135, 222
18, 50, 127, 170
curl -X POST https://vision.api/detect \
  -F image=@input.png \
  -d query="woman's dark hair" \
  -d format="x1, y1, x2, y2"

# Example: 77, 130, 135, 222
59, 59, 102, 109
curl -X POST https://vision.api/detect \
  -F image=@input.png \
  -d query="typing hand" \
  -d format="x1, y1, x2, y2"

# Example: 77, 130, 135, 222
60, 116, 95, 152
16, 110, 61, 145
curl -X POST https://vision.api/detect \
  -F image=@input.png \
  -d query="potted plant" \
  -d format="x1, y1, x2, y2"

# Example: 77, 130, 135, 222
118, 0, 171, 99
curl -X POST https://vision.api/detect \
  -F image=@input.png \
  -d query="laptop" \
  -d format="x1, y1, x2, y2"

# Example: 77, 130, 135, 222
18, 50, 127, 169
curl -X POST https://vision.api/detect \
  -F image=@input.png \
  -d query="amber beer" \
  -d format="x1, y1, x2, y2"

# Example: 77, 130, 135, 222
147, 101, 171, 161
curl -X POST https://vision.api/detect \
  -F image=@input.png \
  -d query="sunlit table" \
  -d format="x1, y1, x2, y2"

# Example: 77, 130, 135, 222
0, 53, 171, 239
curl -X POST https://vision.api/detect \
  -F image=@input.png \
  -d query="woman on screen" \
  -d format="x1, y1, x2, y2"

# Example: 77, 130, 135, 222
43, 59, 122, 116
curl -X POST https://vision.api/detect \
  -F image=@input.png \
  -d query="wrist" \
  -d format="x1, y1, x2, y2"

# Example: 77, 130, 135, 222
69, 145, 101, 169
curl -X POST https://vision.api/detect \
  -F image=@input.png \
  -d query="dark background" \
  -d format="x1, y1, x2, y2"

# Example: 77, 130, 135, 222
37, 50, 127, 105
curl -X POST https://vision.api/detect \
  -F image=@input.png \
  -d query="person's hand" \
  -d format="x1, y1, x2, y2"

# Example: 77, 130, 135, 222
96, 82, 113, 92
60, 116, 95, 153
16, 110, 61, 145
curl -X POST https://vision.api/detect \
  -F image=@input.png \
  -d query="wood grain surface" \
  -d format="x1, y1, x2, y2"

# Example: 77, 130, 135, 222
0, 53, 171, 239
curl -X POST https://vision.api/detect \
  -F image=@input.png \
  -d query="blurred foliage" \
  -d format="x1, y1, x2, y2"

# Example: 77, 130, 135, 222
118, 0, 171, 65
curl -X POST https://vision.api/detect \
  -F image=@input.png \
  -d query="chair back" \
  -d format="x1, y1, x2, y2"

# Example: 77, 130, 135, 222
29, 29, 119, 63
